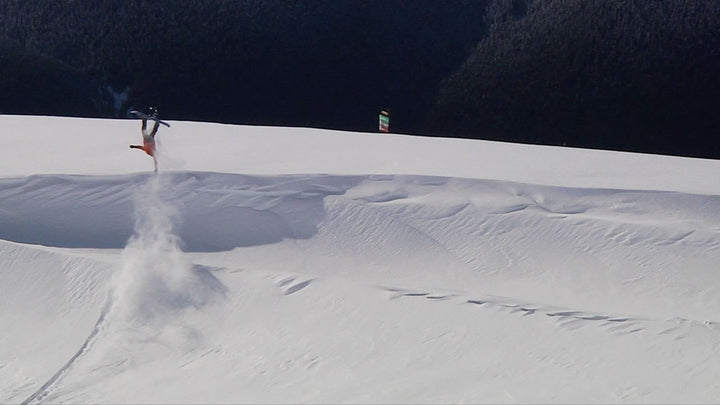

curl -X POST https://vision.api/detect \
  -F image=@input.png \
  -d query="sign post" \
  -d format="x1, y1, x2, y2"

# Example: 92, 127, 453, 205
379, 110, 390, 133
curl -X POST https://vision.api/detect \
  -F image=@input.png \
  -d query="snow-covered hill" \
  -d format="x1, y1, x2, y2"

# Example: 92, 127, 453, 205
1, 115, 719, 403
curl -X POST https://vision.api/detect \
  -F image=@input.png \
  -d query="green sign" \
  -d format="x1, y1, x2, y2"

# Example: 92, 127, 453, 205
379, 111, 390, 132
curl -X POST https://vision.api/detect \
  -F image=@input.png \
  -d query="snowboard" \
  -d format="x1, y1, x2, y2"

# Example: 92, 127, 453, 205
129, 110, 171, 127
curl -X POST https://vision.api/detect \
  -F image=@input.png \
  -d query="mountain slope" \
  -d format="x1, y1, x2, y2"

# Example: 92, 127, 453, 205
1, 116, 719, 403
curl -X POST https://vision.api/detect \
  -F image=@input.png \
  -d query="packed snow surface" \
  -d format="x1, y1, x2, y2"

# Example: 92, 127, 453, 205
1, 115, 719, 403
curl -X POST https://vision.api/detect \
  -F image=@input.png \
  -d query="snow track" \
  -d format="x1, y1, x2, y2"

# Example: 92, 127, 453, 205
0, 241, 111, 404
21, 298, 111, 405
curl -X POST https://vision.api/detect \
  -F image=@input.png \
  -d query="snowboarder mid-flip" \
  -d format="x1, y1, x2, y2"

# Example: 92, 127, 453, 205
130, 107, 161, 172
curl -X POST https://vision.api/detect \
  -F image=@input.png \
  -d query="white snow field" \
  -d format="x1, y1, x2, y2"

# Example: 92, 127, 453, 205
1, 115, 720, 403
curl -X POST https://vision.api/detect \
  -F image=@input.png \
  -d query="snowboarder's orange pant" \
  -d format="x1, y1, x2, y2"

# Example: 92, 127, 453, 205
143, 140, 156, 157
130, 140, 156, 157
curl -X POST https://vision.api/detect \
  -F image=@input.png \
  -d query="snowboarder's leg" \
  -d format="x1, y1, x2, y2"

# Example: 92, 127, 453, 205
150, 120, 160, 138
130, 142, 155, 158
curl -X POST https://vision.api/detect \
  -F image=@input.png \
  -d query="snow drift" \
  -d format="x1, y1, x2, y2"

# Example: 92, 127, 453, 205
1, 115, 719, 403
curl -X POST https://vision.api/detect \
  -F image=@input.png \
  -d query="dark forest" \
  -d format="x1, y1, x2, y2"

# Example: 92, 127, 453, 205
1, 0, 719, 158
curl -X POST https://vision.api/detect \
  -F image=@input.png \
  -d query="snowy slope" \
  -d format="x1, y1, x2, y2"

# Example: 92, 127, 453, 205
1, 115, 719, 403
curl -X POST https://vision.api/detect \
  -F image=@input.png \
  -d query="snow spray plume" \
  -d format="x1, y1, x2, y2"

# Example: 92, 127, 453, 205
111, 174, 218, 324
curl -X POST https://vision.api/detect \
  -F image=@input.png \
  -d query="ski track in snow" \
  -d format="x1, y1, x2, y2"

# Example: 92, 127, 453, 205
2, 171, 720, 402
21, 298, 112, 405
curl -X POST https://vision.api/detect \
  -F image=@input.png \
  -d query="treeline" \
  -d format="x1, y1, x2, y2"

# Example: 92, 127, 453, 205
0, 0, 488, 133
427, 0, 720, 158
0, 43, 101, 117
3, 0, 720, 159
